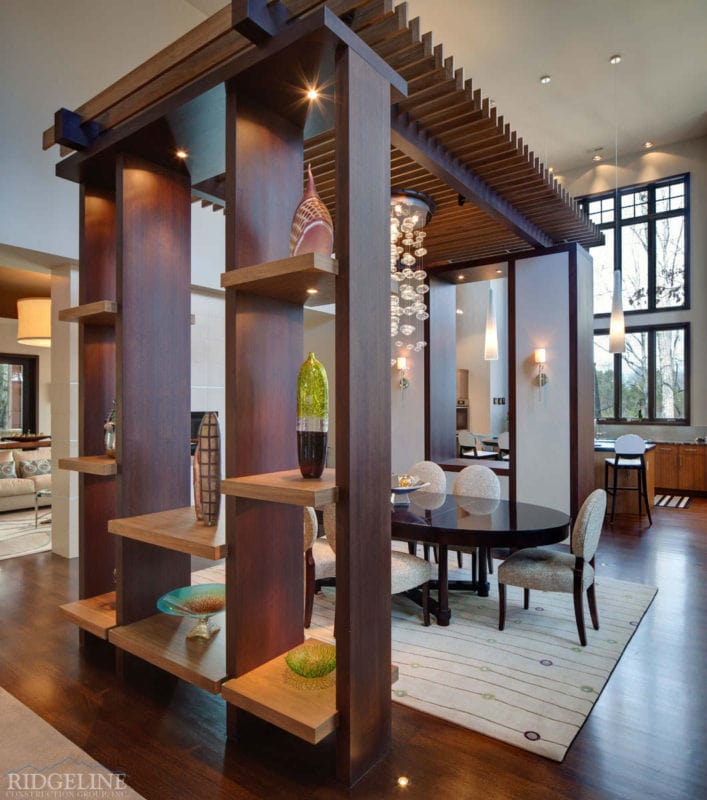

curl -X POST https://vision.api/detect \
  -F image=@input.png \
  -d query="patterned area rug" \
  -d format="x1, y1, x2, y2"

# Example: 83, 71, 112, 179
0, 508, 51, 560
654, 494, 692, 508
308, 563, 657, 762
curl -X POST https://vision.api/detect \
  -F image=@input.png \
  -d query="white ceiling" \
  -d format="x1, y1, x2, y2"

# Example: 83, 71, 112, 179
185, 0, 707, 175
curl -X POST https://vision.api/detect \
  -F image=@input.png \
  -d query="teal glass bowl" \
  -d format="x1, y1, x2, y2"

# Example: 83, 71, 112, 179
157, 584, 225, 639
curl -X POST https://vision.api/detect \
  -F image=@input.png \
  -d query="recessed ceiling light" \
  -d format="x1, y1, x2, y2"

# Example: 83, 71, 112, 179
643, 141, 654, 149
548, 166, 554, 173
496, 269, 503, 274
397, 776, 410, 787
592, 154, 603, 162
306, 288, 318, 295
609, 54, 622, 65
456, 308, 463, 315
306, 87, 319, 101
176, 149, 188, 159
457, 275, 465, 281
539, 75, 551, 85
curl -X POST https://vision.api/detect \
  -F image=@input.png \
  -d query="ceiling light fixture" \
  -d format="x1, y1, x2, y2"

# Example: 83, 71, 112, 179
643, 141, 654, 149
16, 298, 51, 347
609, 53, 626, 353
176, 149, 188, 159
306, 87, 319, 101
539, 75, 551, 85
484, 287, 499, 361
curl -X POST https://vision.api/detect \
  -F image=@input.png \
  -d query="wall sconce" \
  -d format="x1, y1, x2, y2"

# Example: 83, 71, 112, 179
396, 356, 410, 391
534, 348, 548, 387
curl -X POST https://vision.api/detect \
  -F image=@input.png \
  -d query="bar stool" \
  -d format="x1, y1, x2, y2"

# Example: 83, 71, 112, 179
604, 434, 652, 526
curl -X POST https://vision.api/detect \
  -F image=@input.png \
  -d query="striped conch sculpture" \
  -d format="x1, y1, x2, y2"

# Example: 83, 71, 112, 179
289, 164, 334, 258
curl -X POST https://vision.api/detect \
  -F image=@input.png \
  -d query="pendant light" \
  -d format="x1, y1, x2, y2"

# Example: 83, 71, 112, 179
608, 54, 625, 354
16, 298, 51, 347
483, 286, 498, 361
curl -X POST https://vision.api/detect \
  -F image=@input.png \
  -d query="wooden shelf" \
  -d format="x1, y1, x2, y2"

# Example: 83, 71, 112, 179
222, 640, 399, 745
59, 592, 116, 639
109, 613, 227, 694
220, 253, 337, 306
221, 468, 337, 508
58, 300, 117, 325
58, 455, 117, 475
108, 506, 226, 559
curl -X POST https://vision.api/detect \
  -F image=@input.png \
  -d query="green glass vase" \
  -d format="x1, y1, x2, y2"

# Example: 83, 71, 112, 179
297, 352, 328, 479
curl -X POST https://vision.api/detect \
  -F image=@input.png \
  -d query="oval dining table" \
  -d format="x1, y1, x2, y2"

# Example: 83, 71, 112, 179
391, 493, 571, 626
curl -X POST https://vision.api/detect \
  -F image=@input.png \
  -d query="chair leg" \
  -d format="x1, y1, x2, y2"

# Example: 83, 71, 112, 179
587, 581, 600, 630
610, 464, 619, 523
637, 468, 642, 517
487, 547, 494, 574
642, 467, 653, 526
573, 575, 587, 646
498, 582, 506, 630
423, 544, 431, 561
523, 587, 529, 609
433, 546, 438, 564
457, 550, 463, 568
471, 550, 478, 583
408, 542, 416, 556
421, 581, 430, 626
304, 549, 315, 629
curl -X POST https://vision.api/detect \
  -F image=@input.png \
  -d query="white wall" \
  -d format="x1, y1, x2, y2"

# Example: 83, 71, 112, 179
0, 0, 206, 260
561, 135, 707, 428
514, 251, 571, 514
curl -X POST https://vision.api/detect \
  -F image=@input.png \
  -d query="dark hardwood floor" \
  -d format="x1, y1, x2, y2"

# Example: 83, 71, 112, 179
1, 501, 705, 800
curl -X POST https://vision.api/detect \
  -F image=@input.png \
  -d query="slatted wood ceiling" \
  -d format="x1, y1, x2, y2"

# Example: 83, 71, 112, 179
48, 0, 602, 265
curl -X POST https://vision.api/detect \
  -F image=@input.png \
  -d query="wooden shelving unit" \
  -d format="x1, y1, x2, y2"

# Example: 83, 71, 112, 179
58, 455, 117, 475
221, 468, 337, 508
220, 253, 337, 306
109, 613, 227, 694
108, 507, 226, 559
58, 300, 117, 325
59, 592, 116, 640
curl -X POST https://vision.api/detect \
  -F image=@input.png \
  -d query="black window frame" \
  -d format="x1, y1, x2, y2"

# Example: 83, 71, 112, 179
0, 353, 39, 434
593, 323, 690, 426
579, 172, 691, 317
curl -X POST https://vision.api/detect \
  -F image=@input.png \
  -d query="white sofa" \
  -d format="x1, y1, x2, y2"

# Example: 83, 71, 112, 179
0, 447, 52, 513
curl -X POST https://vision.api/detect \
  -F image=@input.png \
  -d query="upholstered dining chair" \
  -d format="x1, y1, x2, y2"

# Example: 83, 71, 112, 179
303, 506, 335, 628
406, 460, 446, 562
604, 434, 652, 525
324, 503, 431, 625
458, 430, 496, 459
497, 488, 607, 646
453, 465, 501, 577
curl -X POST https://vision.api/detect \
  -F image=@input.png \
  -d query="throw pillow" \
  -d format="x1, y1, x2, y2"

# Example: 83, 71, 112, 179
19, 459, 52, 478
0, 461, 17, 479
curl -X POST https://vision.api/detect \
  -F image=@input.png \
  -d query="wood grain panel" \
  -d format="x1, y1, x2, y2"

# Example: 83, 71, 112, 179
224, 91, 304, 705
425, 277, 457, 463
59, 591, 116, 639
115, 155, 192, 625
334, 45, 392, 786
221, 468, 337, 507
78, 186, 117, 601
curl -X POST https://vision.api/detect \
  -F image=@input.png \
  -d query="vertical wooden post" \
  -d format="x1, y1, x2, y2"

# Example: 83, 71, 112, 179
334, 44, 392, 786
78, 187, 117, 601
224, 89, 304, 729
425, 277, 456, 462
114, 154, 192, 625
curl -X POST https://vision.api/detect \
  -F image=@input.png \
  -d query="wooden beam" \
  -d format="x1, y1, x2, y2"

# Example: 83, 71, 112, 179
390, 112, 553, 248
232, 0, 288, 44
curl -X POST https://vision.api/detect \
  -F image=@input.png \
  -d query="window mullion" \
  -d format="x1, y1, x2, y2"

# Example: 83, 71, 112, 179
614, 352, 622, 420
647, 330, 656, 420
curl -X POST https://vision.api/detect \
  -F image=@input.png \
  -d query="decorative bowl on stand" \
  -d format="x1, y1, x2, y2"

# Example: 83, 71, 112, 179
157, 584, 226, 640
390, 475, 431, 506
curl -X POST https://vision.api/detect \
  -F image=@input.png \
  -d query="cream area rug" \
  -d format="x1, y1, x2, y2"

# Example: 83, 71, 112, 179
0, 687, 145, 798
0, 508, 51, 560
308, 562, 657, 762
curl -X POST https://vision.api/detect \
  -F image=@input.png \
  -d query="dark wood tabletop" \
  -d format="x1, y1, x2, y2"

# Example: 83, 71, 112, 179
392, 493, 570, 625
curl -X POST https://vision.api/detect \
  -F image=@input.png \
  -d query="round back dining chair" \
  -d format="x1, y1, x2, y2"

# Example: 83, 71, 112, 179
604, 433, 652, 526
453, 465, 501, 498
497, 489, 607, 646
323, 503, 431, 625
452, 465, 501, 576
408, 460, 446, 493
